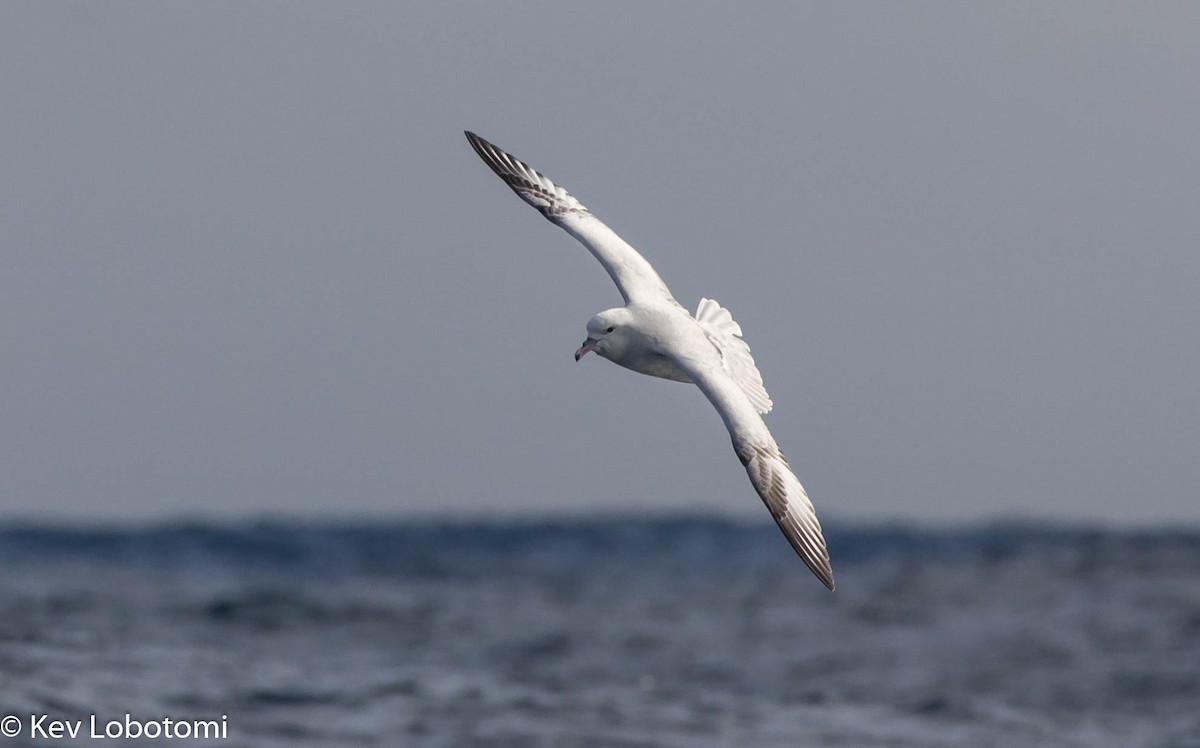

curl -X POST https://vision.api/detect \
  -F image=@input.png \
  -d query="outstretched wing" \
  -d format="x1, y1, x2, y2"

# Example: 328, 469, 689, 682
465, 131, 676, 305
675, 351, 834, 590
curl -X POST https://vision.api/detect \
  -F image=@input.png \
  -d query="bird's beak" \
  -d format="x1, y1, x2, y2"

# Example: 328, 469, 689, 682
574, 338, 598, 362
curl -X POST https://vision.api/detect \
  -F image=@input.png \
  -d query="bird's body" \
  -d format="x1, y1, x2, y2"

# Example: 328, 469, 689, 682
590, 302, 697, 383
465, 131, 835, 590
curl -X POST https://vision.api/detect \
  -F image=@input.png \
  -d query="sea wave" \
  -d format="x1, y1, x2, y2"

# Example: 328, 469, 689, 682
1, 518, 1198, 747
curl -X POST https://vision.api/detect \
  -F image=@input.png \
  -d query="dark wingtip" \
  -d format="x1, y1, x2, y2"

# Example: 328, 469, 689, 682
464, 130, 486, 154
463, 131, 575, 220
806, 556, 835, 591
798, 539, 836, 591
816, 556, 836, 591
464, 131, 503, 173
819, 558, 836, 591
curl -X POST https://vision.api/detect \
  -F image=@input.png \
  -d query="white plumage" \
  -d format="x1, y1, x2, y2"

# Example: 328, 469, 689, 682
695, 297, 773, 415
466, 131, 834, 590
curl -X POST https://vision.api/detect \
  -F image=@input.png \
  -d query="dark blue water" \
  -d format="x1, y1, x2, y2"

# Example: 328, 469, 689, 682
1, 518, 1198, 747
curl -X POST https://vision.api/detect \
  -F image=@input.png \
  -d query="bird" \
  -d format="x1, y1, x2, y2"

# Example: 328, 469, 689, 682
465, 131, 834, 591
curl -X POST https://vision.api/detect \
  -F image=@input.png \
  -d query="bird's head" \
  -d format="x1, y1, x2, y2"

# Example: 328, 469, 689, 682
575, 308, 633, 362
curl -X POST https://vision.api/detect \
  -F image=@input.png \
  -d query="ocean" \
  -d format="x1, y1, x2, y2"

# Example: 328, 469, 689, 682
0, 518, 1197, 747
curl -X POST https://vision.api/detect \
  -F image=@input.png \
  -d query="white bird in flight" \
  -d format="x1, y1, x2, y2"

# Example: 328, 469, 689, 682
466, 131, 834, 590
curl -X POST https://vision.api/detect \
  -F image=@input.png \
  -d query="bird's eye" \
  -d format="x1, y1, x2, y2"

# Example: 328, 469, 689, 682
605, 326, 614, 333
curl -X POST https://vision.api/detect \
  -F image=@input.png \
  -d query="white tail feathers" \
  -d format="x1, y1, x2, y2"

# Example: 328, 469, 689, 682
695, 297, 743, 337
695, 298, 773, 415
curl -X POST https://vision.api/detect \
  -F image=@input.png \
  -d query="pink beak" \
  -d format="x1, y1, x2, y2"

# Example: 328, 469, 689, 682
574, 338, 598, 362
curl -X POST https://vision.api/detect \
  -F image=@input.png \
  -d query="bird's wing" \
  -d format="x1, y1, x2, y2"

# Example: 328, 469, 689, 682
674, 348, 834, 590
466, 131, 676, 305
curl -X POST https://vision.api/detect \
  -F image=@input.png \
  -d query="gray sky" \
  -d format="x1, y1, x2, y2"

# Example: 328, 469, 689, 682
2, 3, 1197, 525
